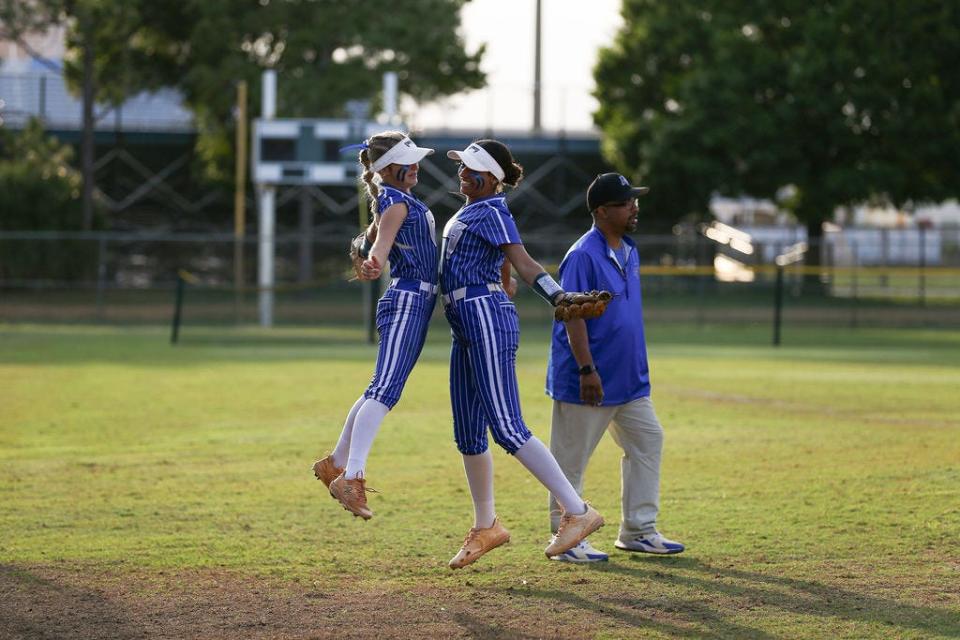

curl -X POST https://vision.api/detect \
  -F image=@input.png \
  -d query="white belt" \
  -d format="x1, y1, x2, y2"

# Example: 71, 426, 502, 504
442, 283, 503, 306
390, 277, 438, 295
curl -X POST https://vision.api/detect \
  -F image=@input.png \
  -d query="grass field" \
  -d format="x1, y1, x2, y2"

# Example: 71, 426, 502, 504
1, 322, 958, 639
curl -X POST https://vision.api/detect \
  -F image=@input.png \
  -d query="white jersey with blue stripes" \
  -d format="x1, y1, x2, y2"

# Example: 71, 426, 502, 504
439, 195, 522, 293
378, 185, 438, 284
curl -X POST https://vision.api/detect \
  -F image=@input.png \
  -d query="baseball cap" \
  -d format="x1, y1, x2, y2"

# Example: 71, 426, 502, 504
586, 173, 650, 211
446, 142, 506, 181
371, 136, 434, 172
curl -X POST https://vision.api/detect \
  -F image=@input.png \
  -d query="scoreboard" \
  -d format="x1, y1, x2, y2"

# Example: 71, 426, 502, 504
252, 118, 383, 186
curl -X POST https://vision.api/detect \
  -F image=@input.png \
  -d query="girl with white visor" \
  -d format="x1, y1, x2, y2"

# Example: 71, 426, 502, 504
313, 132, 438, 521
440, 139, 605, 568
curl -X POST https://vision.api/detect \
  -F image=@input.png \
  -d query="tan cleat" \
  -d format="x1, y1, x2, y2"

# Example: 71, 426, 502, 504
312, 455, 344, 488
449, 517, 511, 569
328, 472, 374, 520
544, 503, 604, 558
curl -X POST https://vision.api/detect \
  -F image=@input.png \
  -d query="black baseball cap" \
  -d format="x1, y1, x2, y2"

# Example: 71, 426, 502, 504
586, 173, 650, 211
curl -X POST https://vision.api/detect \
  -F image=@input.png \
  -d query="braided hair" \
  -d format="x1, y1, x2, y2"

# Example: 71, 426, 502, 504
358, 131, 407, 220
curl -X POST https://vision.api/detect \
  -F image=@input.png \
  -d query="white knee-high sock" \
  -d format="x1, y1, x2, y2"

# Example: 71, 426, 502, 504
514, 436, 587, 515
461, 450, 496, 529
331, 396, 366, 468
344, 398, 390, 479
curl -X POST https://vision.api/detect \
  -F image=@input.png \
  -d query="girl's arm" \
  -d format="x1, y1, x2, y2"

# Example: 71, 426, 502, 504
361, 203, 407, 279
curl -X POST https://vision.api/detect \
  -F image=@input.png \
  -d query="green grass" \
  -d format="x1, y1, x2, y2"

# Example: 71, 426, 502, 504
1, 322, 959, 638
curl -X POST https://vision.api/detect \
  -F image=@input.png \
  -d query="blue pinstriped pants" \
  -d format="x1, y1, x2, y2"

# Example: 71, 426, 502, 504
443, 291, 533, 455
363, 286, 436, 409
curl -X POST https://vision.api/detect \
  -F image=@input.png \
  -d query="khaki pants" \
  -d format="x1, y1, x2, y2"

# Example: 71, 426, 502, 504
549, 397, 663, 540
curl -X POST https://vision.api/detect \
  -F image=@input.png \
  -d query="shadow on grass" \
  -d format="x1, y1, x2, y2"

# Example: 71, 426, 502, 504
488, 582, 773, 639
0, 564, 138, 640
504, 555, 957, 638
443, 608, 545, 640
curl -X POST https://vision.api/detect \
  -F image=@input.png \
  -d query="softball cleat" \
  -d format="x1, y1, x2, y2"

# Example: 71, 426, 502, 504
312, 454, 344, 488
544, 503, 604, 557
448, 517, 511, 569
328, 472, 375, 520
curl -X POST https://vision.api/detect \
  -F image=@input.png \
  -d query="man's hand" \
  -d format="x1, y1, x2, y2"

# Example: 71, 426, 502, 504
580, 370, 604, 406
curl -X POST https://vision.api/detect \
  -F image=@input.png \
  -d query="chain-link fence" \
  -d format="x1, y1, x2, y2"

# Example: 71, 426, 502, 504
2, 229, 959, 330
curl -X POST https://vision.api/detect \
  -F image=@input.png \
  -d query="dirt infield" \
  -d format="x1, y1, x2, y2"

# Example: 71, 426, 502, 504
0, 564, 612, 640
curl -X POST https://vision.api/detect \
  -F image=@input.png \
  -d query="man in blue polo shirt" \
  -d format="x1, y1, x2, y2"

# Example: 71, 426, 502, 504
545, 173, 685, 563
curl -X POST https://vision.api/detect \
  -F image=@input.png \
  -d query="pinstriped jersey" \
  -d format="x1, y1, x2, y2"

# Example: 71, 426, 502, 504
377, 185, 439, 284
439, 195, 522, 293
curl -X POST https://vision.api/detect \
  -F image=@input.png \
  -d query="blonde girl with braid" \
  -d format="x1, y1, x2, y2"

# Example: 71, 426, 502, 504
312, 132, 439, 520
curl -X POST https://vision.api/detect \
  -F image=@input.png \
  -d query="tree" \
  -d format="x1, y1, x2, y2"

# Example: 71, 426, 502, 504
0, 0, 133, 231
0, 118, 91, 230
0, 119, 104, 281
79, 0, 487, 181
594, 0, 960, 239
3, 0, 486, 227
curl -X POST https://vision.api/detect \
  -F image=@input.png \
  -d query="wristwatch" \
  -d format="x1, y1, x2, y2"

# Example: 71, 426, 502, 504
578, 364, 597, 376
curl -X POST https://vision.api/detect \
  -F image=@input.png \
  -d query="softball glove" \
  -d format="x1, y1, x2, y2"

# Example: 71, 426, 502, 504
553, 290, 613, 322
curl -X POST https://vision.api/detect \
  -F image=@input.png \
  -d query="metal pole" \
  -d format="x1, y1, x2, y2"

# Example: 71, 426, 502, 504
773, 264, 784, 347
234, 80, 248, 323
39, 74, 47, 121
382, 72, 398, 126
257, 70, 277, 327
533, 0, 542, 132
258, 185, 275, 327
80, 14, 96, 231
695, 236, 706, 327
95, 236, 107, 321
262, 70, 277, 119
171, 272, 185, 345
918, 225, 926, 307
298, 188, 313, 284
850, 241, 859, 329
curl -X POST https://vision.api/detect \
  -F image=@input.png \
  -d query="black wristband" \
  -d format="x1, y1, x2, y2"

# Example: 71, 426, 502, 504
532, 272, 564, 305
578, 364, 597, 376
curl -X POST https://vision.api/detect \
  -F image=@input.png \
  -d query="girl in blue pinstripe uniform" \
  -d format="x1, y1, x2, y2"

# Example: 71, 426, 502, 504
441, 140, 605, 568
313, 132, 438, 520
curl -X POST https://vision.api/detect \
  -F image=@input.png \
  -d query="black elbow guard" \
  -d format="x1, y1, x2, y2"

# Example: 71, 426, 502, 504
532, 272, 564, 305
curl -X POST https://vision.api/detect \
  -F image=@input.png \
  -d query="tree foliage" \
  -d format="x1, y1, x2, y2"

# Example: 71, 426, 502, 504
1, 0, 117, 230
73, 0, 486, 180
0, 119, 104, 280
594, 0, 960, 232
4, 0, 486, 181
0, 119, 95, 230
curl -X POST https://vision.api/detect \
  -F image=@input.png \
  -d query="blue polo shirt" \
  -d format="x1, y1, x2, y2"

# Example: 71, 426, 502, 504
546, 226, 651, 405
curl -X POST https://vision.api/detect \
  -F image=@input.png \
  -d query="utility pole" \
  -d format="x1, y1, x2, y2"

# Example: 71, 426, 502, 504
258, 70, 277, 327
80, 12, 95, 230
533, 0, 542, 133
233, 80, 248, 322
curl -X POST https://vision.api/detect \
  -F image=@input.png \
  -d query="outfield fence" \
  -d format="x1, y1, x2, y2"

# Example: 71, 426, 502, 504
2, 230, 959, 333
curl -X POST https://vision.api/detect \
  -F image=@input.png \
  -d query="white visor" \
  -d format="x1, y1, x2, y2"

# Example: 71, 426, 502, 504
371, 136, 434, 172
446, 143, 505, 181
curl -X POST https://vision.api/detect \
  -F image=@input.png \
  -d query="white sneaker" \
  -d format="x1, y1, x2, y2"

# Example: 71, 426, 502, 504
549, 539, 609, 563
614, 531, 685, 555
